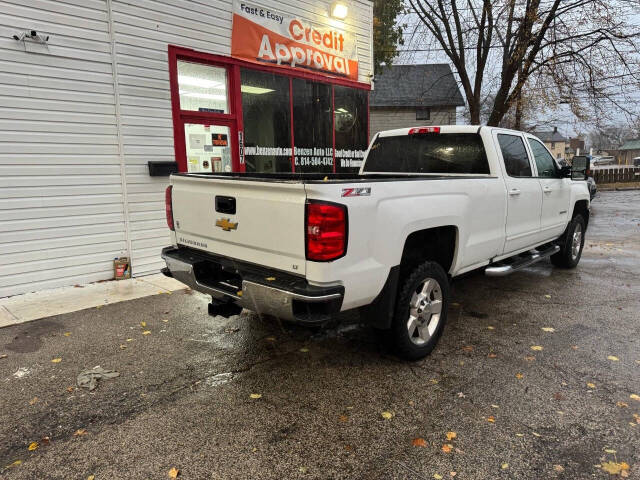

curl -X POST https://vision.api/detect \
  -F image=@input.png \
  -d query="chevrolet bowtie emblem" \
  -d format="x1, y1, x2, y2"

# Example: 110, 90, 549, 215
215, 218, 238, 231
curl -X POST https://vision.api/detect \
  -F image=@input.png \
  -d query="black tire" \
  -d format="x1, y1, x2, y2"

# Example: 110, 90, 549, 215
551, 214, 586, 268
389, 261, 449, 360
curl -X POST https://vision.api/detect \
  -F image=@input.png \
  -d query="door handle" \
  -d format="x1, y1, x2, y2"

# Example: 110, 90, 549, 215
508, 188, 521, 196
543, 186, 553, 193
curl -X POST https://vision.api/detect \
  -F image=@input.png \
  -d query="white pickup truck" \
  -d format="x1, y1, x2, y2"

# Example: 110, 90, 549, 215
162, 125, 591, 359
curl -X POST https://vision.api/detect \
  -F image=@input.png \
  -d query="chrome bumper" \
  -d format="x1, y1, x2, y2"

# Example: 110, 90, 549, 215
162, 248, 343, 323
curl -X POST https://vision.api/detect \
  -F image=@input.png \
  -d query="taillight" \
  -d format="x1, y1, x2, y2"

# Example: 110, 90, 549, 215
165, 185, 174, 231
306, 201, 347, 261
408, 126, 440, 134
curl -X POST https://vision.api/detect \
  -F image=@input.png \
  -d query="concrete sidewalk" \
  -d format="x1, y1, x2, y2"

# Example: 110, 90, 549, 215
0, 274, 186, 328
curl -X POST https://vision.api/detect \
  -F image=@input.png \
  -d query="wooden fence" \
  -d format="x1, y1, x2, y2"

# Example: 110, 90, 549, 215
592, 166, 640, 184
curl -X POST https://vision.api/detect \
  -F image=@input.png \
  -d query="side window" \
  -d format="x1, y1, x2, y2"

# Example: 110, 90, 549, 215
497, 134, 532, 177
528, 138, 557, 178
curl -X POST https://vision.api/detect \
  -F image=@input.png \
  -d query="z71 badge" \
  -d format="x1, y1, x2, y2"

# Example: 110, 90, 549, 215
341, 187, 371, 197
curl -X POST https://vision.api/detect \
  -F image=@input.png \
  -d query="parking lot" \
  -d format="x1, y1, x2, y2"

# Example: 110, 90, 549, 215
1, 190, 639, 479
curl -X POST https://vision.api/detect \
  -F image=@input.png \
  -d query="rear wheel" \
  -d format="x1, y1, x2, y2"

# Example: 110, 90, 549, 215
551, 214, 586, 268
389, 261, 449, 360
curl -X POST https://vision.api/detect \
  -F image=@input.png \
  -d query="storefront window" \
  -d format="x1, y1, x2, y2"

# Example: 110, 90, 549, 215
241, 69, 292, 172
177, 61, 229, 113
334, 86, 368, 172
292, 79, 333, 173
183, 123, 232, 173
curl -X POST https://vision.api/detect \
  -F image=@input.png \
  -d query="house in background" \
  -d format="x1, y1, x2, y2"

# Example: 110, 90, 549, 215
369, 64, 464, 140
533, 127, 567, 159
619, 139, 640, 165
565, 136, 585, 160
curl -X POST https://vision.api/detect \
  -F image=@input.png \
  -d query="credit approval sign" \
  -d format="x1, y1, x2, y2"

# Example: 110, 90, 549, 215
231, 1, 359, 80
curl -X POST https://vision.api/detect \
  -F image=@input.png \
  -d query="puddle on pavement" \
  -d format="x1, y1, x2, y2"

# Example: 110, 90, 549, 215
3, 320, 62, 353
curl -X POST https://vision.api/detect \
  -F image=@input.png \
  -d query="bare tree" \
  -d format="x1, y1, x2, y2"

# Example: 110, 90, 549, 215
407, 0, 640, 127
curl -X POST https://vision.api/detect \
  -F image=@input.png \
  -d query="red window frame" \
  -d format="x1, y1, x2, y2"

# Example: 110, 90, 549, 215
168, 45, 371, 173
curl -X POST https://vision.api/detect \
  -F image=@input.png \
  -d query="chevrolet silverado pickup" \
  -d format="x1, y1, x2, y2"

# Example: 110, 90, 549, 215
161, 126, 591, 359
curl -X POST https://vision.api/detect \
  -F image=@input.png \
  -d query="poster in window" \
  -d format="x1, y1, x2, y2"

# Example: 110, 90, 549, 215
212, 133, 228, 146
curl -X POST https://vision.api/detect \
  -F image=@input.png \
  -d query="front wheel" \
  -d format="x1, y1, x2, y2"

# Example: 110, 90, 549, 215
551, 214, 586, 268
389, 261, 449, 360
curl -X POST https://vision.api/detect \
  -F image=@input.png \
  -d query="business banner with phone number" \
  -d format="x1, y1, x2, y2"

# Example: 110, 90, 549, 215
231, 1, 359, 80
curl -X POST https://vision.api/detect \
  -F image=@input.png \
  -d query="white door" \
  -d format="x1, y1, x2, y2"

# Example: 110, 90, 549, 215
527, 137, 571, 240
495, 132, 542, 254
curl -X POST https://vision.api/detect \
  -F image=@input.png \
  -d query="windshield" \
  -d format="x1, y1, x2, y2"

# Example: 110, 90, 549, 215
363, 133, 490, 174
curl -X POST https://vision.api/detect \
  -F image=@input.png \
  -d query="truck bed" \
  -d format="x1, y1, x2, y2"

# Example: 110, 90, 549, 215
173, 172, 493, 183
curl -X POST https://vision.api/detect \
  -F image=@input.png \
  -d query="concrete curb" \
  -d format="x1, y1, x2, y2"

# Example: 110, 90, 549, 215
0, 274, 186, 329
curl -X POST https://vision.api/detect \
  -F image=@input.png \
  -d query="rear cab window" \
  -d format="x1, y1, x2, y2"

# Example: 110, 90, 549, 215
362, 133, 490, 174
497, 134, 532, 177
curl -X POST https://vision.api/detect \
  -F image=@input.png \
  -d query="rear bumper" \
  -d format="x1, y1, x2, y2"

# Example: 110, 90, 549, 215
161, 246, 343, 324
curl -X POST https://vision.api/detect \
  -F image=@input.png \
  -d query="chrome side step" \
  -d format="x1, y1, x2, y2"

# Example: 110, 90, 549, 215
485, 245, 560, 277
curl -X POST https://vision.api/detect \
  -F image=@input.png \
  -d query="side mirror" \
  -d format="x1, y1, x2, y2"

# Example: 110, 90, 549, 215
571, 156, 590, 180
559, 165, 572, 178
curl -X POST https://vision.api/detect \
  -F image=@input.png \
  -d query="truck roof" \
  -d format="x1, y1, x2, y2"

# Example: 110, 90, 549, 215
376, 125, 531, 138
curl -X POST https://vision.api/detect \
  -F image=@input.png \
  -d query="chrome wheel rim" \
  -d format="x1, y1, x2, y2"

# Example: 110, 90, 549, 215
407, 277, 443, 345
571, 223, 583, 260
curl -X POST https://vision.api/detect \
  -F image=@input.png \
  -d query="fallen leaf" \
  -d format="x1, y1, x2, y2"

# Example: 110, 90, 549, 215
88, 476, 95, 480
608, 355, 620, 362
617, 401, 628, 408
457, 392, 466, 398
237, 291, 243, 297
168, 467, 180, 478
515, 373, 524, 379
0, 354, 7, 359
162, 319, 169, 323
491, 404, 499, 409
63, 332, 72, 337
487, 416, 495, 423
74, 429, 87, 436
604, 448, 617, 454
531, 345, 543, 351
126, 338, 133, 342
299, 466, 308, 473
430, 378, 439, 384
299, 347, 309, 353
601, 461, 629, 475
66, 386, 74, 393
140, 321, 146, 327
29, 397, 38, 405
544, 294, 551, 298
120, 345, 127, 349
587, 382, 596, 389
553, 465, 564, 473
381, 411, 393, 420
339, 415, 348, 423
450, 473, 457, 477
487, 353, 498, 358
434, 474, 443, 480
501, 463, 509, 470
265, 277, 276, 281
142, 330, 151, 335
265, 336, 276, 342
487, 326, 495, 330
412, 437, 427, 447
541, 327, 555, 332
462, 346, 473, 352
532, 432, 541, 437
630, 394, 640, 401
28, 442, 38, 451
442, 444, 453, 453
51, 358, 62, 363
516, 433, 524, 437
446, 431, 457, 441
249, 393, 262, 399
7, 459, 23, 468
571, 345, 579, 350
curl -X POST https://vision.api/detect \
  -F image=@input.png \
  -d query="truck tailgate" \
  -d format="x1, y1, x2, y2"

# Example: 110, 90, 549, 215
170, 175, 307, 275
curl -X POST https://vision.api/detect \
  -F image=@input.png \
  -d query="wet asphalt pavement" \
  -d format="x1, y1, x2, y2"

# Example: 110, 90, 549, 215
1, 190, 639, 480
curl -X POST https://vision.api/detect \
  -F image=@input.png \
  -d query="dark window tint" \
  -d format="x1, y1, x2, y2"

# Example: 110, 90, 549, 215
292, 79, 333, 173
498, 134, 532, 177
363, 133, 489, 174
241, 69, 292, 173
528, 138, 557, 177
334, 86, 368, 172
416, 107, 430, 120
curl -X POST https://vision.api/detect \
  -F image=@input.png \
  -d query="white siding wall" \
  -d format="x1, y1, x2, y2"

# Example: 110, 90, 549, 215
0, 0, 127, 297
0, 0, 373, 296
